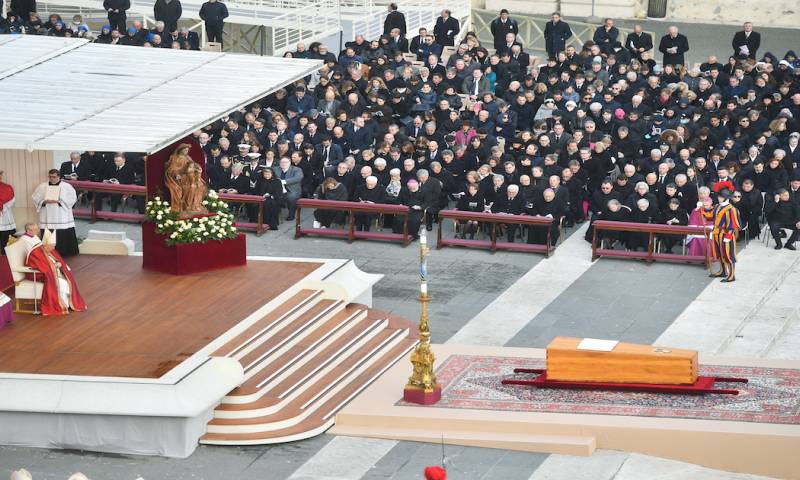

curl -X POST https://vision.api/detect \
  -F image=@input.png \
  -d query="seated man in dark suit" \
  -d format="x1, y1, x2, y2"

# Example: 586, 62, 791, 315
218, 162, 250, 195
272, 157, 304, 221
492, 183, 524, 242
60, 152, 92, 181
765, 188, 800, 250
209, 156, 232, 191
345, 117, 374, 156
528, 188, 567, 245
313, 136, 344, 179
417, 169, 442, 231
101, 153, 136, 212
217, 161, 250, 217
354, 175, 386, 231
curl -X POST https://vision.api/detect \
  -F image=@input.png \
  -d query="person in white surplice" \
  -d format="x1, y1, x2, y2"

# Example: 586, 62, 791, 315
31, 169, 79, 257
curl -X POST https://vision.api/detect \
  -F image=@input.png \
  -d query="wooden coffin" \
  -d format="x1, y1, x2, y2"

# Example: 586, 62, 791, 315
546, 337, 698, 385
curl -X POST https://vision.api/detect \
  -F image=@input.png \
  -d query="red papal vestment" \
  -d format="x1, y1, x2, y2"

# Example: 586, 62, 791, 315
21, 235, 86, 316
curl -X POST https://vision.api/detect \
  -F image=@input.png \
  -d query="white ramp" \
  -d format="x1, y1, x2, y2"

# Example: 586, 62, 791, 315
657, 242, 800, 355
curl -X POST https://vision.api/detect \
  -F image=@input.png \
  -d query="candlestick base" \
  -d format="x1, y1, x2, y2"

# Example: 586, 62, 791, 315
403, 384, 442, 405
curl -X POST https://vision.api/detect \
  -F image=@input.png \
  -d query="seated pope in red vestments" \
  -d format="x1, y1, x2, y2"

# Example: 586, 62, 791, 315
20, 223, 86, 316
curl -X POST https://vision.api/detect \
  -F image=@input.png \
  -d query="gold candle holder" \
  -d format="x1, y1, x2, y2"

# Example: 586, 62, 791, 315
403, 227, 441, 404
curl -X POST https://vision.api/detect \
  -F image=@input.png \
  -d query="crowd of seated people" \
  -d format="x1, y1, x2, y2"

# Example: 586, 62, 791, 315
201, 11, 800, 248
8, 5, 800, 249
0, 9, 200, 50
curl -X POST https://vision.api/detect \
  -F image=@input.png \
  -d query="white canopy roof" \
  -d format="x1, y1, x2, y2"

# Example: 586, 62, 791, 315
0, 35, 321, 153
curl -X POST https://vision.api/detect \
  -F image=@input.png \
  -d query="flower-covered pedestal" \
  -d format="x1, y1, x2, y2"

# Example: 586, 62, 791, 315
141, 192, 246, 275
142, 223, 246, 275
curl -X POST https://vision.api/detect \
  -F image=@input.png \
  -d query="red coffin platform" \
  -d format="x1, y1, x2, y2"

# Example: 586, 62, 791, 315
142, 222, 247, 275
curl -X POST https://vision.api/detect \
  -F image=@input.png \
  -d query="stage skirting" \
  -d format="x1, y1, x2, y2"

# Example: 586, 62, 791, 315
0, 357, 243, 458
0, 409, 213, 458
141, 222, 246, 275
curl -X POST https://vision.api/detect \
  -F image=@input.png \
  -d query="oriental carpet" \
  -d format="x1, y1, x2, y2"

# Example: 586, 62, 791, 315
397, 355, 800, 425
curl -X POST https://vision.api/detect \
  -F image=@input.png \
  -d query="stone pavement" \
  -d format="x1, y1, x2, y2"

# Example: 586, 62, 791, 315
448, 223, 594, 346
1, 217, 794, 479
529, 451, 771, 480
507, 257, 713, 348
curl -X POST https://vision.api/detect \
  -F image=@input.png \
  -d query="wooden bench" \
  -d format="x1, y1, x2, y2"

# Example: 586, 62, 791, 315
436, 209, 556, 256
591, 220, 712, 268
218, 192, 269, 236
294, 198, 412, 246
66, 180, 269, 236
66, 180, 146, 223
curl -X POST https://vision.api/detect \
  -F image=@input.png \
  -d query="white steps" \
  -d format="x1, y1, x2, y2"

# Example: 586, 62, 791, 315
201, 286, 417, 445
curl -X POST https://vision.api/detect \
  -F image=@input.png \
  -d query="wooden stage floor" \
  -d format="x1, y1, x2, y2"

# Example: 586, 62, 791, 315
0, 255, 321, 378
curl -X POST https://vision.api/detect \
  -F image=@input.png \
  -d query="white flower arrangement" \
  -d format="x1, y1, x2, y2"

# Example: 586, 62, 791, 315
145, 190, 238, 246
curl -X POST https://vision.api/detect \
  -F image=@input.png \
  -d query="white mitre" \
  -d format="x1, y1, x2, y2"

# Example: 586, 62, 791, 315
43, 228, 56, 246
10, 469, 33, 480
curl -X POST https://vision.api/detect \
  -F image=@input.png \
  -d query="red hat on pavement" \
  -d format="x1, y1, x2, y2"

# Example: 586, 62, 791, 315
424, 465, 447, 480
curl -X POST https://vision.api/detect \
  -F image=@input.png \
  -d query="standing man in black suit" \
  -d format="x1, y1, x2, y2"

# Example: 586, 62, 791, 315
199, 0, 228, 47
153, 0, 182, 33
103, 0, 130, 33
732, 22, 760, 60
433, 9, 459, 47
625, 24, 652, 61
593, 18, 619, 55
543, 12, 572, 57
658, 26, 689, 67
490, 9, 518, 53
383, 2, 406, 37
9, 0, 36, 23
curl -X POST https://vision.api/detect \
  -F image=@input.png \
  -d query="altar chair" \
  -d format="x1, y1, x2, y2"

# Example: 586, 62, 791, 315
4, 239, 43, 314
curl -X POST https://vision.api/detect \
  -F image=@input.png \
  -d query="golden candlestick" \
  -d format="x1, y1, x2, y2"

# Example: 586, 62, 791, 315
403, 227, 441, 404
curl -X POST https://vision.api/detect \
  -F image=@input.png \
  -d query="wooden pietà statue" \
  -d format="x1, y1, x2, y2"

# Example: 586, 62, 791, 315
165, 143, 208, 216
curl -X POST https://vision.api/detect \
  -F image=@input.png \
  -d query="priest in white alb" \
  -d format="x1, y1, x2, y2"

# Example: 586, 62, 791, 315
32, 169, 79, 257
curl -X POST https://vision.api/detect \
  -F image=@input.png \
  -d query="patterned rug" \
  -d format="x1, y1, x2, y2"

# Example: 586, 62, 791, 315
397, 355, 800, 425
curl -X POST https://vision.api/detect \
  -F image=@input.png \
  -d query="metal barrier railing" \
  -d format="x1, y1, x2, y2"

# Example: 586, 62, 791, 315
33, 0, 341, 56
350, 0, 470, 45
470, 9, 653, 59
270, 0, 341, 54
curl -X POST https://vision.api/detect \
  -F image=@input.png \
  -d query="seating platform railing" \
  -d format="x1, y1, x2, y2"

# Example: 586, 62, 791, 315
66, 180, 147, 224
217, 192, 268, 236
590, 220, 712, 268
65, 181, 268, 236
294, 198, 412, 245
436, 209, 556, 256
